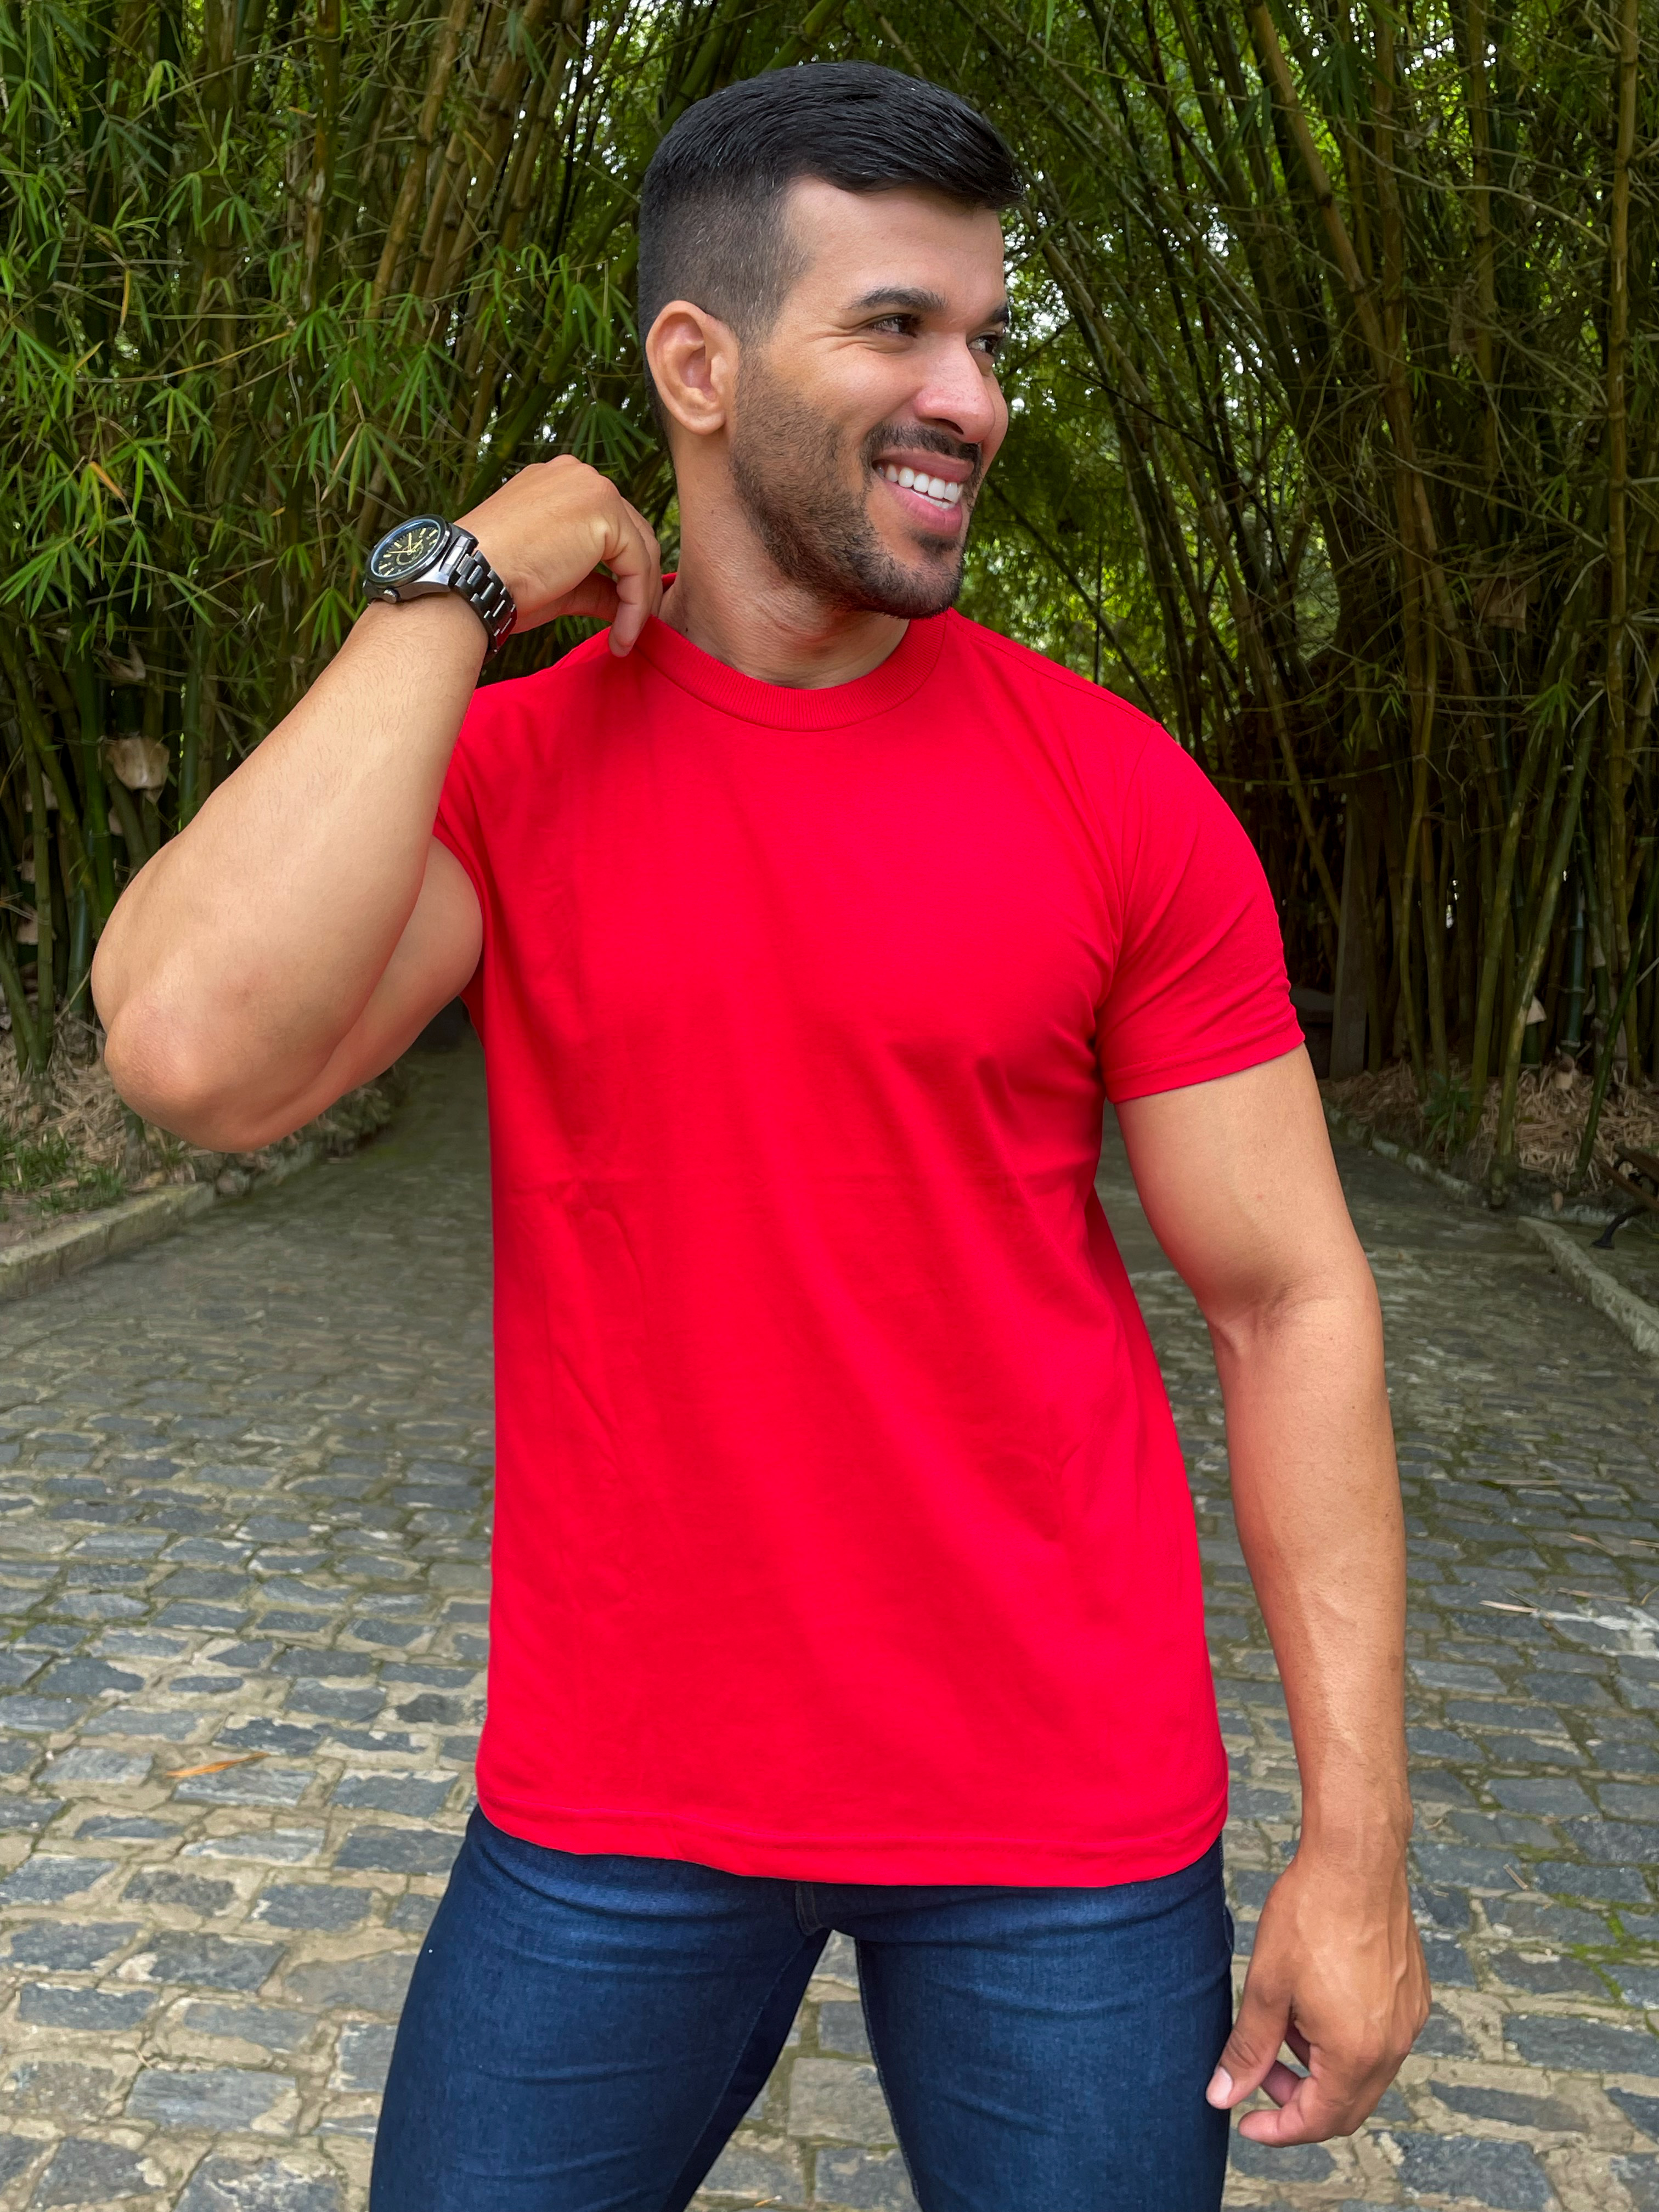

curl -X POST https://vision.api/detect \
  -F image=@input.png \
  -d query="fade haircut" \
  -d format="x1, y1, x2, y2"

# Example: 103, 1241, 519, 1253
637, 63, 1020, 350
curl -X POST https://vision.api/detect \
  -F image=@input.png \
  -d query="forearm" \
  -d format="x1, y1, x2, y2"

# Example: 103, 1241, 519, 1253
1211, 1264, 1409, 1855
94, 595, 484, 1128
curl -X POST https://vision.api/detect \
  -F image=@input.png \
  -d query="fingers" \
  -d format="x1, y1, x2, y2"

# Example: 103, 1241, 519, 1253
1236, 2065, 1348, 2146
601, 496, 663, 656
1206, 1976, 1290, 2111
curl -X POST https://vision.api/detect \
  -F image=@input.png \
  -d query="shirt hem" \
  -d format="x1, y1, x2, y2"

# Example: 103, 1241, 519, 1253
1104, 1025, 1306, 1104
474, 1784, 1231, 1887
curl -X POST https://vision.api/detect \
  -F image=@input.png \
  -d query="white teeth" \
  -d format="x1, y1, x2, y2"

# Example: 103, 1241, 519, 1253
878, 464, 964, 507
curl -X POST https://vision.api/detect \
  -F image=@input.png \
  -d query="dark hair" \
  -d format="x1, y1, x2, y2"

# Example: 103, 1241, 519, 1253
637, 63, 1020, 346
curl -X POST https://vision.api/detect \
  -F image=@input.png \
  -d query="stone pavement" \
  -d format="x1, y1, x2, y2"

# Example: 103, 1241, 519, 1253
1, 1043, 1658, 2211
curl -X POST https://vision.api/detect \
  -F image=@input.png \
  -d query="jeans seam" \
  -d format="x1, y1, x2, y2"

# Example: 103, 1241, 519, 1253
856, 1943, 928, 2212
658, 1933, 825, 2212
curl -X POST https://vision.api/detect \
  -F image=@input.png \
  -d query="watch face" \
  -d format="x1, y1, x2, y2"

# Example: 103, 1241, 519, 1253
369, 517, 447, 584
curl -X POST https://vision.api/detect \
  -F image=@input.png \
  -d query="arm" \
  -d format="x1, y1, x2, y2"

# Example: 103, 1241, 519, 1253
92, 458, 662, 1149
1115, 1045, 1429, 2144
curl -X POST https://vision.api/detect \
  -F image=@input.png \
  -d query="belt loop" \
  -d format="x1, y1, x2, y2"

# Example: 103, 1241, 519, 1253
794, 1881, 819, 1934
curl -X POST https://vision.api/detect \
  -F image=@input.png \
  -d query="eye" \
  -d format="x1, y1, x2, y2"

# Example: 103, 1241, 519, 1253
867, 314, 918, 337
972, 330, 1006, 360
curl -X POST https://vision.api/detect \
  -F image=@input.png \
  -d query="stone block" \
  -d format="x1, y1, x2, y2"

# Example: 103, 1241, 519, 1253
392, 1693, 470, 1725
1228, 2136, 1333, 2180
251, 1883, 371, 1932
217, 1719, 325, 1757
1505, 2011, 1659, 2074
1563, 1816, 1659, 1864
173, 1764, 310, 1808
1490, 1776, 1597, 1817
5, 1922, 137, 1970
0, 2138, 39, 2188
816, 2001, 872, 2057
0, 1855, 114, 1904
125, 2065, 289, 2129
30, 2137, 162, 2206
180, 2001, 315, 2052
36, 1658, 142, 1696
174, 2157, 342, 2212
1387, 2131, 1553, 2210
329, 1773, 454, 1818
19, 1983, 157, 2031
1610, 2086, 1659, 2141
787, 2060, 894, 2145
0, 1798, 63, 1831
183, 1828, 324, 1865
84, 1708, 199, 1739
3, 2062, 121, 2119
1614, 2155, 1659, 2212
125, 1932, 284, 1991
1494, 1952, 1611, 1998
812, 2146, 917, 2209
284, 1685, 381, 1723
1420, 1934, 1476, 1987
1413, 2005, 1474, 2057
272, 1650, 375, 1679
125, 1870, 238, 1916
281, 1951, 416, 2015
333, 1825, 460, 1875
330, 2022, 397, 2092
1431, 2080, 1579, 2131
1533, 1859, 1652, 1902
1410, 1660, 1508, 1691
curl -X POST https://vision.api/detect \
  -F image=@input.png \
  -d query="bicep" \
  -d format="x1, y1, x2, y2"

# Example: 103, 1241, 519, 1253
245, 838, 483, 1141
1114, 1047, 1370, 1321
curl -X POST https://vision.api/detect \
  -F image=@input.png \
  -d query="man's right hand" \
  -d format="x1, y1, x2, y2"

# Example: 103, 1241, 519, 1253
459, 457, 663, 652
95, 458, 659, 1151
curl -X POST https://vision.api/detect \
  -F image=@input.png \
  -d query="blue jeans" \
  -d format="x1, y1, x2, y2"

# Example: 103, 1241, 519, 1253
370, 1809, 1233, 2212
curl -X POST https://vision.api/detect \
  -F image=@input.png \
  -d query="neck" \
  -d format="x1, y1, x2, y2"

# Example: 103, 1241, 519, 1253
659, 497, 909, 691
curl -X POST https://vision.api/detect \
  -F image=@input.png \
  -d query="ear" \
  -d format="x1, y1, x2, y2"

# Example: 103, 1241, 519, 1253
647, 301, 739, 439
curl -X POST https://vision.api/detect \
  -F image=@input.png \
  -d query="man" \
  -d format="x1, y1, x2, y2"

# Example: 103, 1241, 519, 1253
94, 60, 1427, 2212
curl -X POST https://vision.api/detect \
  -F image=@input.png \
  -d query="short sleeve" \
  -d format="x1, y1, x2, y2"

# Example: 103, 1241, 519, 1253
431, 693, 495, 1033
1096, 730, 1304, 1102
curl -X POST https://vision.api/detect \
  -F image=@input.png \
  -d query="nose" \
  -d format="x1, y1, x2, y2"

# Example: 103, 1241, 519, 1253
911, 335, 1004, 449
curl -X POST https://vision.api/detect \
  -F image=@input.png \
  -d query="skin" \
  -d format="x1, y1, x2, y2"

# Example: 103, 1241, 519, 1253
93, 176, 1427, 2147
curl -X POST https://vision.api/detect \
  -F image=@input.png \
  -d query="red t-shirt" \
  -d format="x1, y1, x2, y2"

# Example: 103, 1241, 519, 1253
435, 606, 1301, 1884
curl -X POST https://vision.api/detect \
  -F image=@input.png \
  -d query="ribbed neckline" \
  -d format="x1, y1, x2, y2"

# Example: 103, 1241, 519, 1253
634, 605, 949, 730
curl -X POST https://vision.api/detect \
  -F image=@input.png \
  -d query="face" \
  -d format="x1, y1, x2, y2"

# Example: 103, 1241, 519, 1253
725, 180, 1010, 618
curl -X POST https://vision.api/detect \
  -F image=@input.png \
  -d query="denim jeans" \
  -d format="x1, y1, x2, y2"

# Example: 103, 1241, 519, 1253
370, 1808, 1233, 2212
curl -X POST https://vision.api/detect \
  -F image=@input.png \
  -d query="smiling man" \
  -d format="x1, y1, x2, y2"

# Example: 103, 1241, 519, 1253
93, 61, 1426, 2212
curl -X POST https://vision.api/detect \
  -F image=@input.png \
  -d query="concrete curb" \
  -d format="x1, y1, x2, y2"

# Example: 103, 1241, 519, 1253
1516, 1216, 1659, 1366
0, 1138, 323, 1306
1321, 1102, 1610, 1226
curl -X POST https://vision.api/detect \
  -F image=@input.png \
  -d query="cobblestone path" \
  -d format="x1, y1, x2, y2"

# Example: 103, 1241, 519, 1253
2, 1045, 1659, 2211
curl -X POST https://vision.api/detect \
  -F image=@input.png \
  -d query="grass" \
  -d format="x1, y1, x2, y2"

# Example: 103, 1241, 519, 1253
0, 1127, 126, 1216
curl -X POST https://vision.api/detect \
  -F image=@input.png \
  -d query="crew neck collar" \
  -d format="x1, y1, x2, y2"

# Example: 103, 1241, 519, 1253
634, 607, 948, 730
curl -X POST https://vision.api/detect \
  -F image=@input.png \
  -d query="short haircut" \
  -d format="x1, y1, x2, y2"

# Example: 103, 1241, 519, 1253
637, 63, 1021, 346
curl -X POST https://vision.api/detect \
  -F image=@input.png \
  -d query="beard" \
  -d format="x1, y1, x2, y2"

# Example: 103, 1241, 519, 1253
727, 356, 981, 620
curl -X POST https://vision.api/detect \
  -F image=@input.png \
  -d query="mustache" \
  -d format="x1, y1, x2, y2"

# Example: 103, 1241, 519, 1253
860, 422, 984, 490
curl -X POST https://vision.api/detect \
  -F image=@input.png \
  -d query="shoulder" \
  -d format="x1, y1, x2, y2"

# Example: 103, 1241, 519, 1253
456, 630, 613, 754
939, 610, 1218, 828
941, 612, 1166, 765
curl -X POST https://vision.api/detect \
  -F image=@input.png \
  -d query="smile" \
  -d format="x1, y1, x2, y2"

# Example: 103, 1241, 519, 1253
877, 464, 963, 510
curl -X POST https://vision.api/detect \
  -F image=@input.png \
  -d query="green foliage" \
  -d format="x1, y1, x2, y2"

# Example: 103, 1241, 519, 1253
2, 0, 1657, 1194
0, 1126, 124, 1212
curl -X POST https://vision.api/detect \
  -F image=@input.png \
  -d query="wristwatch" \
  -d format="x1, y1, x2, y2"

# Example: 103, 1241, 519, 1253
364, 515, 517, 654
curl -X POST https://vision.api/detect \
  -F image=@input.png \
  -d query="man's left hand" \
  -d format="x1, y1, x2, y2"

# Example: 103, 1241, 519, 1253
1205, 1846, 1430, 2143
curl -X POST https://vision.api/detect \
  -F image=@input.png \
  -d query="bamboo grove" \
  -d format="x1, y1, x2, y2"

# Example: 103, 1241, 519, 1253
2, 0, 1655, 1194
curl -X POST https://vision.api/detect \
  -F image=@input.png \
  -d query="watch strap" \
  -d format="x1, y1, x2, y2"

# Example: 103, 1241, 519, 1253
448, 534, 517, 654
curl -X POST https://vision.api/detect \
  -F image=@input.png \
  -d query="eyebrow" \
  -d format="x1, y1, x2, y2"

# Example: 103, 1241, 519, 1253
849, 286, 1011, 326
